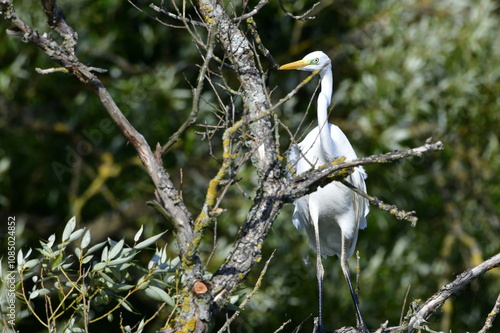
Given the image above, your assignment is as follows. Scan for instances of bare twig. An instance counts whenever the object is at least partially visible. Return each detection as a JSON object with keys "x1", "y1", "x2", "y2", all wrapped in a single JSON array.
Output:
[
  {"x1": 408, "y1": 253, "x2": 500, "y2": 332},
  {"x1": 273, "y1": 319, "x2": 292, "y2": 333},
  {"x1": 400, "y1": 285, "x2": 412, "y2": 326},
  {"x1": 278, "y1": 0, "x2": 320, "y2": 21},
  {"x1": 148, "y1": 2, "x2": 205, "y2": 27},
  {"x1": 217, "y1": 251, "x2": 275, "y2": 333},
  {"x1": 478, "y1": 293, "x2": 500, "y2": 333},
  {"x1": 161, "y1": 27, "x2": 217, "y2": 154},
  {"x1": 246, "y1": 16, "x2": 279, "y2": 69},
  {"x1": 35, "y1": 67, "x2": 69, "y2": 74},
  {"x1": 233, "y1": 0, "x2": 269, "y2": 22},
  {"x1": 128, "y1": 0, "x2": 185, "y2": 29},
  {"x1": 340, "y1": 179, "x2": 418, "y2": 225},
  {"x1": 374, "y1": 320, "x2": 389, "y2": 333}
]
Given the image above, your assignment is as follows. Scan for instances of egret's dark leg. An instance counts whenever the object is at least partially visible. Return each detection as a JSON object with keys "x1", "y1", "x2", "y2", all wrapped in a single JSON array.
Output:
[
  {"x1": 313, "y1": 223, "x2": 324, "y2": 333},
  {"x1": 340, "y1": 242, "x2": 369, "y2": 332}
]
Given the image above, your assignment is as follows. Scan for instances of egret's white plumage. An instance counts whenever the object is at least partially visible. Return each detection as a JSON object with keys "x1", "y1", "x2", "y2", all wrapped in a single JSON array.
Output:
[{"x1": 280, "y1": 51, "x2": 369, "y2": 332}]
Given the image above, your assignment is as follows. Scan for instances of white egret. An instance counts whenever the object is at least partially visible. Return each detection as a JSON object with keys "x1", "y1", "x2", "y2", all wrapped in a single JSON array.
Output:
[{"x1": 279, "y1": 51, "x2": 369, "y2": 332}]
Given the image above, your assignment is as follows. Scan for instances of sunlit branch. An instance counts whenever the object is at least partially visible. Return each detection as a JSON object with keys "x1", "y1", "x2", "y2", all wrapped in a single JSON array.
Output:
[{"x1": 408, "y1": 253, "x2": 500, "y2": 332}]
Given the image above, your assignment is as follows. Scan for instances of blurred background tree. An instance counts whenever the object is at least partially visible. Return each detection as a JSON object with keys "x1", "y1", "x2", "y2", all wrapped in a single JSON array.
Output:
[{"x1": 1, "y1": 0, "x2": 499, "y2": 332}]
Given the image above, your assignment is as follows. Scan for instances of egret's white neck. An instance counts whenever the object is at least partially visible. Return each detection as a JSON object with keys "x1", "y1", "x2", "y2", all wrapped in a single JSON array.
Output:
[{"x1": 317, "y1": 65, "x2": 334, "y2": 160}]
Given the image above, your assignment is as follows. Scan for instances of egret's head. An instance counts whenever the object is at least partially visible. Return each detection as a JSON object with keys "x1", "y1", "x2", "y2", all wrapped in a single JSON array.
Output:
[{"x1": 279, "y1": 51, "x2": 331, "y2": 72}]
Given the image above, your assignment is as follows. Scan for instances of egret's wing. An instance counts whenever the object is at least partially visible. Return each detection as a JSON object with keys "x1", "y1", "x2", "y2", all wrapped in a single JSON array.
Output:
[
  {"x1": 328, "y1": 124, "x2": 358, "y2": 160},
  {"x1": 292, "y1": 196, "x2": 309, "y2": 230},
  {"x1": 329, "y1": 123, "x2": 369, "y2": 229},
  {"x1": 349, "y1": 168, "x2": 369, "y2": 230},
  {"x1": 289, "y1": 144, "x2": 310, "y2": 230}
]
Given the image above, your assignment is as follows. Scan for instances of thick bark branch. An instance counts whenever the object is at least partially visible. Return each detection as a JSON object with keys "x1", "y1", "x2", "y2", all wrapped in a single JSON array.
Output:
[{"x1": 193, "y1": 0, "x2": 287, "y2": 327}]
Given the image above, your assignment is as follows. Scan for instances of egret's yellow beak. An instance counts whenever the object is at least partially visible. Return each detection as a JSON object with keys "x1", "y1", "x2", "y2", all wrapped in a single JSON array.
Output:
[{"x1": 279, "y1": 59, "x2": 308, "y2": 70}]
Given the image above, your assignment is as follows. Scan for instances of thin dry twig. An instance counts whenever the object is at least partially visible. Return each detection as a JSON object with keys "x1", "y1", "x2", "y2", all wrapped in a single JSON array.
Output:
[
  {"x1": 340, "y1": 179, "x2": 418, "y2": 225},
  {"x1": 246, "y1": 16, "x2": 279, "y2": 69},
  {"x1": 478, "y1": 292, "x2": 500, "y2": 333},
  {"x1": 400, "y1": 285, "x2": 412, "y2": 326},
  {"x1": 233, "y1": 0, "x2": 269, "y2": 22},
  {"x1": 278, "y1": 0, "x2": 320, "y2": 21},
  {"x1": 216, "y1": 251, "x2": 275, "y2": 333},
  {"x1": 161, "y1": 27, "x2": 217, "y2": 154},
  {"x1": 273, "y1": 319, "x2": 292, "y2": 333},
  {"x1": 148, "y1": 2, "x2": 205, "y2": 27}
]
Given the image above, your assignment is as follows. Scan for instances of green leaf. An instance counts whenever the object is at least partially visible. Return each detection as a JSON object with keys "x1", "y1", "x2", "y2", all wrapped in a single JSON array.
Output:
[
  {"x1": 134, "y1": 225, "x2": 144, "y2": 242},
  {"x1": 226, "y1": 303, "x2": 242, "y2": 312},
  {"x1": 62, "y1": 261, "x2": 74, "y2": 269},
  {"x1": 87, "y1": 240, "x2": 107, "y2": 255},
  {"x1": 134, "y1": 231, "x2": 166, "y2": 250},
  {"x1": 51, "y1": 253, "x2": 64, "y2": 270},
  {"x1": 38, "y1": 288, "x2": 51, "y2": 297},
  {"x1": 69, "y1": 228, "x2": 85, "y2": 242},
  {"x1": 144, "y1": 285, "x2": 174, "y2": 305},
  {"x1": 75, "y1": 247, "x2": 82, "y2": 260},
  {"x1": 81, "y1": 229, "x2": 91, "y2": 249},
  {"x1": 106, "y1": 254, "x2": 136, "y2": 267},
  {"x1": 29, "y1": 288, "x2": 50, "y2": 299},
  {"x1": 101, "y1": 246, "x2": 109, "y2": 261},
  {"x1": 98, "y1": 271, "x2": 116, "y2": 285},
  {"x1": 17, "y1": 249, "x2": 24, "y2": 266},
  {"x1": 46, "y1": 234, "x2": 56, "y2": 248},
  {"x1": 118, "y1": 297, "x2": 138, "y2": 314},
  {"x1": 113, "y1": 284, "x2": 135, "y2": 292},
  {"x1": 93, "y1": 262, "x2": 107, "y2": 271},
  {"x1": 137, "y1": 318, "x2": 145, "y2": 333},
  {"x1": 137, "y1": 280, "x2": 149, "y2": 290},
  {"x1": 109, "y1": 238, "x2": 125, "y2": 260},
  {"x1": 71, "y1": 329, "x2": 85, "y2": 333},
  {"x1": 23, "y1": 259, "x2": 39, "y2": 270},
  {"x1": 29, "y1": 289, "x2": 39, "y2": 299},
  {"x1": 38, "y1": 248, "x2": 52, "y2": 257},
  {"x1": 82, "y1": 254, "x2": 94, "y2": 264},
  {"x1": 62, "y1": 216, "x2": 76, "y2": 242}
]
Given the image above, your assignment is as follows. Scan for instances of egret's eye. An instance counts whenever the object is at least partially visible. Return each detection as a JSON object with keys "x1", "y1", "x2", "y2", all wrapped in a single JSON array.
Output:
[{"x1": 312, "y1": 58, "x2": 319, "y2": 64}]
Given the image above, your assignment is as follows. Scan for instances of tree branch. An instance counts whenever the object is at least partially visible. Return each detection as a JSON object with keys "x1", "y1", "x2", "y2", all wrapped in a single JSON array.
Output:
[
  {"x1": 408, "y1": 253, "x2": 500, "y2": 332},
  {"x1": 160, "y1": 27, "x2": 216, "y2": 154},
  {"x1": 40, "y1": 0, "x2": 78, "y2": 51},
  {"x1": 1, "y1": 0, "x2": 198, "y2": 273},
  {"x1": 340, "y1": 180, "x2": 418, "y2": 225},
  {"x1": 286, "y1": 140, "x2": 445, "y2": 202},
  {"x1": 278, "y1": 0, "x2": 320, "y2": 21},
  {"x1": 196, "y1": 0, "x2": 286, "y2": 320},
  {"x1": 478, "y1": 293, "x2": 500, "y2": 333},
  {"x1": 233, "y1": 0, "x2": 269, "y2": 22}
]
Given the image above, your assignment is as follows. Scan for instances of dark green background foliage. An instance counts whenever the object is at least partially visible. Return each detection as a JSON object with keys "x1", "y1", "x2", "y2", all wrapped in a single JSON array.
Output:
[{"x1": 1, "y1": 0, "x2": 499, "y2": 332}]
